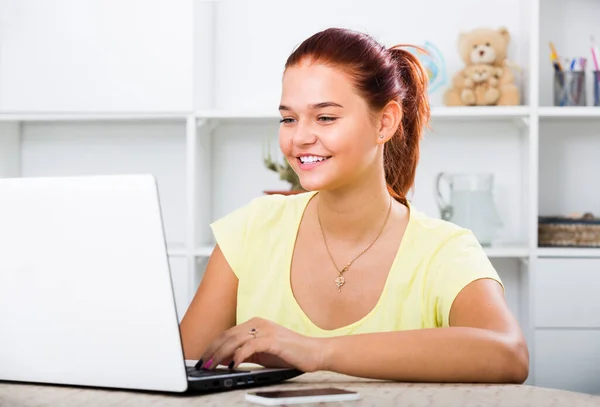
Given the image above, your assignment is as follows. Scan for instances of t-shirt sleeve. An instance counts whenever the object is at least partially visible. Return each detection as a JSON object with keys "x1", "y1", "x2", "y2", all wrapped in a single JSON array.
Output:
[
  {"x1": 425, "y1": 228, "x2": 504, "y2": 327},
  {"x1": 209, "y1": 198, "x2": 260, "y2": 279}
]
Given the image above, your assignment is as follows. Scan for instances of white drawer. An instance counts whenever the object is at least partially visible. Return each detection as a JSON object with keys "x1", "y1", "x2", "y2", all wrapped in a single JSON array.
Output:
[
  {"x1": 535, "y1": 258, "x2": 600, "y2": 328},
  {"x1": 534, "y1": 329, "x2": 600, "y2": 395}
]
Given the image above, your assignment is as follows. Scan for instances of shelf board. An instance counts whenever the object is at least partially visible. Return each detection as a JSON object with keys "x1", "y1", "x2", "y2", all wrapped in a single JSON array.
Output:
[
  {"x1": 0, "y1": 112, "x2": 190, "y2": 122},
  {"x1": 430, "y1": 106, "x2": 530, "y2": 120},
  {"x1": 538, "y1": 107, "x2": 600, "y2": 118},
  {"x1": 0, "y1": 106, "x2": 534, "y2": 123},
  {"x1": 195, "y1": 110, "x2": 277, "y2": 120},
  {"x1": 195, "y1": 106, "x2": 531, "y2": 123},
  {"x1": 484, "y1": 245, "x2": 530, "y2": 258},
  {"x1": 167, "y1": 243, "x2": 188, "y2": 257},
  {"x1": 537, "y1": 247, "x2": 600, "y2": 258},
  {"x1": 195, "y1": 245, "x2": 215, "y2": 257}
]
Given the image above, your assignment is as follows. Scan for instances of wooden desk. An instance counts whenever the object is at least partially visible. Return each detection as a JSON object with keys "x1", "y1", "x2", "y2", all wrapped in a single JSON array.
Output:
[{"x1": 1, "y1": 371, "x2": 599, "y2": 407}]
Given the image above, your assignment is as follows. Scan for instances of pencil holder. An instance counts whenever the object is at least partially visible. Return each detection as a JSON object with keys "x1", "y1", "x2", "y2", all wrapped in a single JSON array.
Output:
[
  {"x1": 553, "y1": 71, "x2": 586, "y2": 106},
  {"x1": 594, "y1": 71, "x2": 600, "y2": 107}
]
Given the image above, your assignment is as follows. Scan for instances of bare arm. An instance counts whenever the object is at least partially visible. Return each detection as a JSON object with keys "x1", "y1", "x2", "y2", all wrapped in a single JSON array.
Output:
[
  {"x1": 319, "y1": 279, "x2": 529, "y2": 384},
  {"x1": 179, "y1": 244, "x2": 238, "y2": 360}
]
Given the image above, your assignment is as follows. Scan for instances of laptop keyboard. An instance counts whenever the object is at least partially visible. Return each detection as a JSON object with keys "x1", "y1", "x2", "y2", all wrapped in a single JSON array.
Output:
[{"x1": 186, "y1": 366, "x2": 245, "y2": 378}]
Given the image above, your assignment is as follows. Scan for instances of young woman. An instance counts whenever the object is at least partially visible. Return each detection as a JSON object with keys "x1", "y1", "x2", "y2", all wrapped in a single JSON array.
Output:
[{"x1": 179, "y1": 27, "x2": 529, "y2": 384}]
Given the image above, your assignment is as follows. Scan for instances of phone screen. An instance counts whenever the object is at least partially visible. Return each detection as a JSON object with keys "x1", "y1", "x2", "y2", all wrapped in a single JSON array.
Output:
[{"x1": 250, "y1": 387, "x2": 357, "y2": 398}]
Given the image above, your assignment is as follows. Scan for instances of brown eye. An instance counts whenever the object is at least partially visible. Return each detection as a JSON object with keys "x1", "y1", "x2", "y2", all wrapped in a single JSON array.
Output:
[
  {"x1": 486, "y1": 42, "x2": 491, "y2": 46},
  {"x1": 318, "y1": 116, "x2": 337, "y2": 123}
]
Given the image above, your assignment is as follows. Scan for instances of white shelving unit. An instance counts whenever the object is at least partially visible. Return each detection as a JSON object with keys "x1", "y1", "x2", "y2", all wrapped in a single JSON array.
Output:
[
  {"x1": 196, "y1": 106, "x2": 532, "y2": 121},
  {"x1": 1, "y1": 0, "x2": 599, "y2": 395},
  {"x1": 539, "y1": 107, "x2": 600, "y2": 118},
  {"x1": 536, "y1": 248, "x2": 600, "y2": 258},
  {"x1": 0, "y1": 113, "x2": 190, "y2": 122}
]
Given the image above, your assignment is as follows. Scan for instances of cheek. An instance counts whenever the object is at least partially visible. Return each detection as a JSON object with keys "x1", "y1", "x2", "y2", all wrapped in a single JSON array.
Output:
[
  {"x1": 278, "y1": 129, "x2": 293, "y2": 155},
  {"x1": 328, "y1": 121, "x2": 376, "y2": 159}
]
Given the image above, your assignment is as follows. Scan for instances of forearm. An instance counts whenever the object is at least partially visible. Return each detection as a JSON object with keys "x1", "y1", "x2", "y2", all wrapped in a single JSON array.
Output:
[{"x1": 319, "y1": 327, "x2": 529, "y2": 384}]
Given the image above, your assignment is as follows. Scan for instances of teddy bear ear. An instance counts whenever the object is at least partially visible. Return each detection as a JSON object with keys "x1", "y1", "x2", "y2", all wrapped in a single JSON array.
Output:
[{"x1": 498, "y1": 27, "x2": 510, "y2": 44}]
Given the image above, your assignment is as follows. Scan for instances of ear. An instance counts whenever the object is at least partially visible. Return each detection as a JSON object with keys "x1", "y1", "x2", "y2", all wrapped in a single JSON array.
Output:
[
  {"x1": 498, "y1": 26, "x2": 510, "y2": 44},
  {"x1": 377, "y1": 100, "x2": 402, "y2": 144}
]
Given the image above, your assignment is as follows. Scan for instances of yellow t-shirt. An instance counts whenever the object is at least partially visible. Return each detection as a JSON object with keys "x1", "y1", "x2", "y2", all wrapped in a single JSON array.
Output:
[{"x1": 210, "y1": 191, "x2": 502, "y2": 338}]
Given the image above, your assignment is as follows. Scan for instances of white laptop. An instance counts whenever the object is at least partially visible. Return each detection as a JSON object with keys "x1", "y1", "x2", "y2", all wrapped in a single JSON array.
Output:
[{"x1": 0, "y1": 174, "x2": 302, "y2": 393}]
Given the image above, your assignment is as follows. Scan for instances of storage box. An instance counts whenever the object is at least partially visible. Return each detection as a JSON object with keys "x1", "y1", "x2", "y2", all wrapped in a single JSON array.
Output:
[{"x1": 538, "y1": 216, "x2": 600, "y2": 247}]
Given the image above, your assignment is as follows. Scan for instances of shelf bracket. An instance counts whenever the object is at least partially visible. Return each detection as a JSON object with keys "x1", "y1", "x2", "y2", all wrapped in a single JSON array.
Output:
[
  {"x1": 196, "y1": 118, "x2": 218, "y2": 137},
  {"x1": 514, "y1": 116, "x2": 529, "y2": 128}
]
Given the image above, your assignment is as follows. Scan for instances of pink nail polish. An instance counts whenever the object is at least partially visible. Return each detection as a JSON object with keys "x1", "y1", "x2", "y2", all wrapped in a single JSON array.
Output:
[{"x1": 203, "y1": 359, "x2": 213, "y2": 369}]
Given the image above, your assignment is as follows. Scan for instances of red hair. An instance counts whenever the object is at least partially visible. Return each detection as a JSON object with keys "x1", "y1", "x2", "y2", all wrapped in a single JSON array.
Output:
[{"x1": 284, "y1": 28, "x2": 431, "y2": 204}]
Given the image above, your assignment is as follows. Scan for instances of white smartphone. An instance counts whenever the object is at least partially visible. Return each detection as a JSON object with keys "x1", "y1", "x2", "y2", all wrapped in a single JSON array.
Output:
[{"x1": 245, "y1": 387, "x2": 360, "y2": 405}]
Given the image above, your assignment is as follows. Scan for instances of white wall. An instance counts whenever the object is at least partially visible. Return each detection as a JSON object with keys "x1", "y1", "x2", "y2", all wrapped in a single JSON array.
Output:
[
  {"x1": 539, "y1": 119, "x2": 600, "y2": 217},
  {"x1": 194, "y1": 0, "x2": 216, "y2": 110},
  {"x1": 0, "y1": 0, "x2": 194, "y2": 111},
  {"x1": 207, "y1": 0, "x2": 532, "y2": 111}
]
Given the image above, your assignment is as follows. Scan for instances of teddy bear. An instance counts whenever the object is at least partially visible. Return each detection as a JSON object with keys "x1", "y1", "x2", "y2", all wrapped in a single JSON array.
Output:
[
  {"x1": 443, "y1": 27, "x2": 520, "y2": 106},
  {"x1": 461, "y1": 64, "x2": 504, "y2": 105}
]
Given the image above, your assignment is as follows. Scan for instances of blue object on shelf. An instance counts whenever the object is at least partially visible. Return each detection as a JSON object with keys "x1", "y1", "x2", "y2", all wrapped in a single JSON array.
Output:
[{"x1": 404, "y1": 41, "x2": 447, "y2": 94}]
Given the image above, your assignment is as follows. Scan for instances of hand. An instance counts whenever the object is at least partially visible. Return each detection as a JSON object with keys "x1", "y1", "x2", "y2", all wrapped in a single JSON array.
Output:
[{"x1": 199, "y1": 317, "x2": 325, "y2": 372}]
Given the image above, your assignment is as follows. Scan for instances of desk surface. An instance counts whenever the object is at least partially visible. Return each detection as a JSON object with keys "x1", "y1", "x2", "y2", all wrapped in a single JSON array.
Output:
[{"x1": 1, "y1": 371, "x2": 599, "y2": 407}]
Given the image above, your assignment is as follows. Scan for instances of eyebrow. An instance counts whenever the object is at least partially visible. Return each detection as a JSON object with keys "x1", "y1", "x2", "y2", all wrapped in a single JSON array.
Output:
[{"x1": 278, "y1": 101, "x2": 344, "y2": 111}]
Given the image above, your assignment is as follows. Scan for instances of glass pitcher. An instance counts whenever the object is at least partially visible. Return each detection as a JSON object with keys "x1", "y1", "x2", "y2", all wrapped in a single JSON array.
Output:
[{"x1": 435, "y1": 172, "x2": 502, "y2": 246}]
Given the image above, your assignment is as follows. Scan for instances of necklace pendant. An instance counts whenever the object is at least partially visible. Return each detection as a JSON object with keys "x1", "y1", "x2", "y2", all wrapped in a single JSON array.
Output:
[{"x1": 334, "y1": 275, "x2": 345, "y2": 292}]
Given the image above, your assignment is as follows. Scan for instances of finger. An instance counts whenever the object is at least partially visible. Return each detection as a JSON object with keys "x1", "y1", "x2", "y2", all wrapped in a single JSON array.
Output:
[
  {"x1": 210, "y1": 330, "x2": 256, "y2": 369},
  {"x1": 200, "y1": 329, "x2": 237, "y2": 368},
  {"x1": 201, "y1": 326, "x2": 251, "y2": 369},
  {"x1": 218, "y1": 356, "x2": 235, "y2": 370},
  {"x1": 232, "y1": 337, "x2": 272, "y2": 369},
  {"x1": 200, "y1": 319, "x2": 263, "y2": 368}
]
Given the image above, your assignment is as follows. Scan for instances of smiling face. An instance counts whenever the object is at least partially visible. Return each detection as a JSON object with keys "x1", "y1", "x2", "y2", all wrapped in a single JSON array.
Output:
[{"x1": 278, "y1": 59, "x2": 383, "y2": 192}]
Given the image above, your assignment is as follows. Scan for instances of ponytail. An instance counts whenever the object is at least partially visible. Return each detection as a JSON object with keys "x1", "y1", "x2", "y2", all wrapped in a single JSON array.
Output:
[{"x1": 385, "y1": 46, "x2": 431, "y2": 205}]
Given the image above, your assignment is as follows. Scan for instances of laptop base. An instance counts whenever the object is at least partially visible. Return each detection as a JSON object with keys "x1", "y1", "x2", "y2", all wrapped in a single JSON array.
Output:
[{"x1": 185, "y1": 366, "x2": 304, "y2": 393}]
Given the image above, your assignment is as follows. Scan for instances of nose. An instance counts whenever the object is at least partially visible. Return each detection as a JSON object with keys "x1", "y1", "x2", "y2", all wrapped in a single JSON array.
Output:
[
  {"x1": 479, "y1": 50, "x2": 485, "y2": 56},
  {"x1": 292, "y1": 120, "x2": 317, "y2": 146}
]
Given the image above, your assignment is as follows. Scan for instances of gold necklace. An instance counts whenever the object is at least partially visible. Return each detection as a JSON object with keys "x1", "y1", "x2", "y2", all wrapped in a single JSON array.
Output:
[{"x1": 317, "y1": 195, "x2": 393, "y2": 293}]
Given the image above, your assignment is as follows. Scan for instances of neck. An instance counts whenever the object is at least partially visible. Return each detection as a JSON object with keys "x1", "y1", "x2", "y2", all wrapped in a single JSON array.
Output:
[{"x1": 314, "y1": 173, "x2": 403, "y2": 244}]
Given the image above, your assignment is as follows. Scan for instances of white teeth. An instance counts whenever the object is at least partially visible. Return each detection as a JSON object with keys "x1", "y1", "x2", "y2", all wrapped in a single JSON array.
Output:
[{"x1": 299, "y1": 155, "x2": 328, "y2": 164}]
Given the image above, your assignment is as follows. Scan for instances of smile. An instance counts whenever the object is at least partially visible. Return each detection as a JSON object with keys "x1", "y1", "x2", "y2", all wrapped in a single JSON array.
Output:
[
  {"x1": 297, "y1": 155, "x2": 331, "y2": 170},
  {"x1": 298, "y1": 155, "x2": 331, "y2": 164}
]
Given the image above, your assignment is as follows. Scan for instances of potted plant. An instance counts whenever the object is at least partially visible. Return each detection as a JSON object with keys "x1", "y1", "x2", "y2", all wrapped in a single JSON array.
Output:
[{"x1": 263, "y1": 143, "x2": 306, "y2": 195}]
